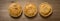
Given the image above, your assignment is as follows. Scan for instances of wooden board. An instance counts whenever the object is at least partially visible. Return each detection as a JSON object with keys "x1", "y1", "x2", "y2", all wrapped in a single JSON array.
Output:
[{"x1": 0, "y1": 0, "x2": 60, "y2": 21}]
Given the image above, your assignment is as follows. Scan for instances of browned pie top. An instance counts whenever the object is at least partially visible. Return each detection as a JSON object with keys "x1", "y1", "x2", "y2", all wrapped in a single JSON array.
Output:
[
  {"x1": 39, "y1": 2, "x2": 52, "y2": 17},
  {"x1": 24, "y1": 3, "x2": 37, "y2": 17},
  {"x1": 8, "y1": 3, "x2": 22, "y2": 17}
]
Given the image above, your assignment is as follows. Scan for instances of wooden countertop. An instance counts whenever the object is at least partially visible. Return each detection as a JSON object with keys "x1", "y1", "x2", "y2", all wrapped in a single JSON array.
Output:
[{"x1": 0, "y1": 0, "x2": 60, "y2": 21}]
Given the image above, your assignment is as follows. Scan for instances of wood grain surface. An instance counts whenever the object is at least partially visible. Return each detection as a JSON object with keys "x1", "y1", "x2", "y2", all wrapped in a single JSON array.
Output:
[{"x1": 0, "y1": 0, "x2": 60, "y2": 21}]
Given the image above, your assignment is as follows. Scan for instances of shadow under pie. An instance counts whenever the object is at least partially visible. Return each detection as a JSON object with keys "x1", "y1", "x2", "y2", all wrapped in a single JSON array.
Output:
[
  {"x1": 9, "y1": 12, "x2": 23, "y2": 19},
  {"x1": 24, "y1": 12, "x2": 38, "y2": 19},
  {"x1": 39, "y1": 12, "x2": 53, "y2": 18}
]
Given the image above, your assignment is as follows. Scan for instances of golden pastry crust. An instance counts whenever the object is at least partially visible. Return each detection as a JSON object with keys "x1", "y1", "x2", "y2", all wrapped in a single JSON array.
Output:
[
  {"x1": 24, "y1": 3, "x2": 37, "y2": 17},
  {"x1": 39, "y1": 2, "x2": 52, "y2": 17},
  {"x1": 8, "y1": 3, "x2": 22, "y2": 17}
]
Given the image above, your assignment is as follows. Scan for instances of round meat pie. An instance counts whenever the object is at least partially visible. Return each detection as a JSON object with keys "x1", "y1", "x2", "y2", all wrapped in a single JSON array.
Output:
[
  {"x1": 8, "y1": 3, "x2": 22, "y2": 17},
  {"x1": 39, "y1": 2, "x2": 52, "y2": 17},
  {"x1": 24, "y1": 3, "x2": 37, "y2": 17}
]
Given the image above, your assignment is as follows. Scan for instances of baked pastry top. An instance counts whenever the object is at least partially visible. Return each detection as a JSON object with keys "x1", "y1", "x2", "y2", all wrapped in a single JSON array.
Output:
[
  {"x1": 39, "y1": 2, "x2": 52, "y2": 17},
  {"x1": 24, "y1": 3, "x2": 37, "y2": 17},
  {"x1": 8, "y1": 3, "x2": 22, "y2": 17}
]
